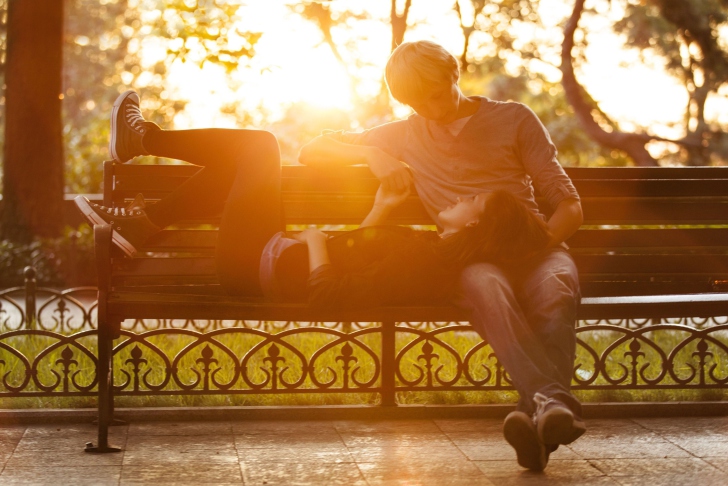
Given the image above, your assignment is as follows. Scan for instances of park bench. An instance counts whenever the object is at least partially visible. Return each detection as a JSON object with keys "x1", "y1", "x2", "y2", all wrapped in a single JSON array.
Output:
[{"x1": 87, "y1": 161, "x2": 728, "y2": 452}]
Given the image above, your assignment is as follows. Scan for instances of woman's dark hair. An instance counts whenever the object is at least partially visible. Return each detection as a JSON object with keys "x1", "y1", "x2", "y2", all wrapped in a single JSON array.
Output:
[{"x1": 436, "y1": 190, "x2": 552, "y2": 267}]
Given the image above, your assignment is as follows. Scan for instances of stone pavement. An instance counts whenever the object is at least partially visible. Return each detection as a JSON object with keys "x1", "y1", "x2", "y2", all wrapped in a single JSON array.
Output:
[{"x1": 1, "y1": 416, "x2": 728, "y2": 485}]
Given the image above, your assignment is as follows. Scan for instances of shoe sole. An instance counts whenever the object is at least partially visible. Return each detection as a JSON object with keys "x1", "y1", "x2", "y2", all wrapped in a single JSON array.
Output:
[
  {"x1": 109, "y1": 90, "x2": 136, "y2": 163},
  {"x1": 503, "y1": 412, "x2": 547, "y2": 471},
  {"x1": 538, "y1": 408, "x2": 586, "y2": 445},
  {"x1": 74, "y1": 197, "x2": 137, "y2": 258}
]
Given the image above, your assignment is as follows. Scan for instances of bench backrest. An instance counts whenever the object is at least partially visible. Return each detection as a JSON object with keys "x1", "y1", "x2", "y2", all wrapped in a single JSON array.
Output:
[{"x1": 104, "y1": 162, "x2": 728, "y2": 297}]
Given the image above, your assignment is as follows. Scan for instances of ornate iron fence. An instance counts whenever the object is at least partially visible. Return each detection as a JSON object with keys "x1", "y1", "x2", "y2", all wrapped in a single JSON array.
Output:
[
  {"x1": 1, "y1": 324, "x2": 728, "y2": 398},
  {"x1": 1, "y1": 267, "x2": 728, "y2": 399}
]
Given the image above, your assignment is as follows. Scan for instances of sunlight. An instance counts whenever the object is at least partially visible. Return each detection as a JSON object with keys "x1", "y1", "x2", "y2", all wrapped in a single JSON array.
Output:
[{"x1": 132, "y1": 0, "x2": 725, "y2": 141}]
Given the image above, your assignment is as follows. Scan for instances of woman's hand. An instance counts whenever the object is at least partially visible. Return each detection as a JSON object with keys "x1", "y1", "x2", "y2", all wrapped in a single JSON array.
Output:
[
  {"x1": 293, "y1": 228, "x2": 331, "y2": 273},
  {"x1": 360, "y1": 183, "x2": 411, "y2": 228},
  {"x1": 293, "y1": 228, "x2": 329, "y2": 246},
  {"x1": 373, "y1": 183, "x2": 411, "y2": 211}
]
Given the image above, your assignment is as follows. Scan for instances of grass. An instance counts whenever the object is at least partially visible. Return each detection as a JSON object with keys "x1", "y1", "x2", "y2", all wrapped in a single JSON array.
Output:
[{"x1": 1, "y1": 322, "x2": 728, "y2": 409}]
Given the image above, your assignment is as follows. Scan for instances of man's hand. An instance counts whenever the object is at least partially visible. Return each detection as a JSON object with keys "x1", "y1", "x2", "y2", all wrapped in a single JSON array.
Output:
[
  {"x1": 546, "y1": 198, "x2": 583, "y2": 247},
  {"x1": 365, "y1": 146, "x2": 412, "y2": 193},
  {"x1": 373, "y1": 183, "x2": 411, "y2": 211}
]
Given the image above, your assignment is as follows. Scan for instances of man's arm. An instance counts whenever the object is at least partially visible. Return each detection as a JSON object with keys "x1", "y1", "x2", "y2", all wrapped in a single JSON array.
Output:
[
  {"x1": 546, "y1": 197, "x2": 583, "y2": 247},
  {"x1": 299, "y1": 135, "x2": 412, "y2": 193}
]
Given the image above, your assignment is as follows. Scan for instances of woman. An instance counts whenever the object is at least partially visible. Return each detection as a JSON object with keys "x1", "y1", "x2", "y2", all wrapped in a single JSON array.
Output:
[{"x1": 75, "y1": 90, "x2": 551, "y2": 308}]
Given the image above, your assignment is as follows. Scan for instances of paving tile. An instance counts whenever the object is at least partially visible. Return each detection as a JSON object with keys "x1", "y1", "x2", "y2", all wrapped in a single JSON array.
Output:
[
  {"x1": 434, "y1": 418, "x2": 504, "y2": 433},
  {"x1": 123, "y1": 434, "x2": 238, "y2": 465},
  {"x1": 16, "y1": 424, "x2": 128, "y2": 453},
  {"x1": 22, "y1": 423, "x2": 126, "y2": 438},
  {"x1": 365, "y1": 477, "x2": 497, "y2": 486},
  {"x1": 347, "y1": 444, "x2": 467, "y2": 463},
  {"x1": 701, "y1": 456, "x2": 728, "y2": 473},
  {"x1": 444, "y1": 431, "x2": 510, "y2": 446},
  {"x1": 474, "y1": 459, "x2": 604, "y2": 478},
  {"x1": 662, "y1": 438, "x2": 728, "y2": 457},
  {"x1": 589, "y1": 457, "x2": 721, "y2": 476},
  {"x1": 339, "y1": 431, "x2": 453, "y2": 448},
  {"x1": 567, "y1": 437, "x2": 691, "y2": 459},
  {"x1": 128, "y1": 421, "x2": 233, "y2": 436},
  {"x1": 475, "y1": 475, "x2": 620, "y2": 486},
  {"x1": 634, "y1": 417, "x2": 728, "y2": 443},
  {"x1": 241, "y1": 461, "x2": 366, "y2": 485},
  {"x1": 456, "y1": 442, "x2": 524, "y2": 461},
  {"x1": 231, "y1": 420, "x2": 338, "y2": 435},
  {"x1": 333, "y1": 419, "x2": 442, "y2": 434},
  {"x1": 121, "y1": 463, "x2": 244, "y2": 485},
  {"x1": 234, "y1": 431, "x2": 344, "y2": 449},
  {"x1": 357, "y1": 459, "x2": 489, "y2": 484},
  {"x1": 5, "y1": 450, "x2": 124, "y2": 468},
  {"x1": 0, "y1": 426, "x2": 26, "y2": 442},
  {"x1": 239, "y1": 445, "x2": 355, "y2": 464},
  {"x1": 610, "y1": 473, "x2": 725, "y2": 486},
  {"x1": 0, "y1": 465, "x2": 121, "y2": 485}
]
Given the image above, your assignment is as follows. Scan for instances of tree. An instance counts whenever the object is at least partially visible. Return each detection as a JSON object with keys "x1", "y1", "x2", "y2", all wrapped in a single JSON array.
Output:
[
  {"x1": 561, "y1": 0, "x2": 728, "y2": 166},
  {"x1": 2, "y1": 0, "x2": 65, "y2": 241}
]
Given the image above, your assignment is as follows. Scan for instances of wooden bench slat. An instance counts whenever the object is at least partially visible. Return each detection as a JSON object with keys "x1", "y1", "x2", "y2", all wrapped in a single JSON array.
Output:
[
  {"x1": 573, "y1": 254, "x2": 728, "y2": 275},
  {"x1": 136, "y1": 228, "x2": 728, "y2": 257},
  {"x1": 111, "y1": 253, "x2": 728, "y2": 279},
  {"x1": 567, "y1": 228, "x2": 728, "y2": 249}
]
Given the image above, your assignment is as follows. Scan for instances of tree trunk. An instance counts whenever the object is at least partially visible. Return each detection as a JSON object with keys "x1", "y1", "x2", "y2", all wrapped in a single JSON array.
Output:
[
  {"x1": 2, "y1": 0, "x2": 65, "y2": 241},
  {"x1": 561, "y1": 0, "x2": 658, "y2": 166},
  {"x1": 390, "y1": 0, "x2": 412, "y2": 51}
]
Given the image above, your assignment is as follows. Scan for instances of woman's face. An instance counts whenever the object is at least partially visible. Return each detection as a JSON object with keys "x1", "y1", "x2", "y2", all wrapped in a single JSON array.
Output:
[{"x1": 438, "y1": 193, "x2": 489, "y2": 237}]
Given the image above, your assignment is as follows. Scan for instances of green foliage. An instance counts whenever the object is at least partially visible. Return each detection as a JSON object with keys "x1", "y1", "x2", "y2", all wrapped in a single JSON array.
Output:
[
  {"x1": 146, "y1": 0, "x2": 260, "y2": 72},
  {"x1": 0, "y1": 225, "x2": 96, "y2": 287}
]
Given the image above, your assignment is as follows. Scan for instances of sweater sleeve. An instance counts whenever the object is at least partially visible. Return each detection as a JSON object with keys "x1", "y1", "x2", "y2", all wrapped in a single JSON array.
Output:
[
  {"x1": 325, "y1": 120, "x2": 409, "y2": 161},
  {"x1": 514, "y1": 104, "x2": 579, "y2": 210}
]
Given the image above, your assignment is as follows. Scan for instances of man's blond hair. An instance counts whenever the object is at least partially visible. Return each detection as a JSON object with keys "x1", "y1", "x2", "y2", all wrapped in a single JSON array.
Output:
[{"x1": 385, "y1": 40, "x2": 460, "y2": 105}]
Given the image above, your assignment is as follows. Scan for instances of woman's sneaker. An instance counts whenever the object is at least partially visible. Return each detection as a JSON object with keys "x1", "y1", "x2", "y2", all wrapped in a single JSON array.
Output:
[
  {"x1": 109, "y1": 90, "x2": 159, "y2": 163},
  {"x1": 74, "y1": 196, "x2": 160, "y2": 257}
]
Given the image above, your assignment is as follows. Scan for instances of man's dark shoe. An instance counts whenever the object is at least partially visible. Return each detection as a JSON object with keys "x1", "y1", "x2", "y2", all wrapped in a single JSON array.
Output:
[
  {"x1": 109, "y1": 90, "x2": 158, "y2": 163},
  {"x1": 533, "y1": 392, "x2": 586, "y2": 446},
  {"x1": 74, "y1": 196, "x2": 160, "y2": 257},
  {"x1": 503, "y1": 411, "x2": 549, "y2": 471}
]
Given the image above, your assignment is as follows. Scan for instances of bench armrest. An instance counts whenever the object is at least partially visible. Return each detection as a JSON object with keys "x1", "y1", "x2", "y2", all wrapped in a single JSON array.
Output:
[{"x1": 94, "y1": 224, "x2": 113, "y2": 292}]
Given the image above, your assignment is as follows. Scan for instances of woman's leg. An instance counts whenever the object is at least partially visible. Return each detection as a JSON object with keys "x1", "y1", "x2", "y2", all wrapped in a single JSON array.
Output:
[{"x1": 141, "y1": 128, "x2": 284, "y2": 296}]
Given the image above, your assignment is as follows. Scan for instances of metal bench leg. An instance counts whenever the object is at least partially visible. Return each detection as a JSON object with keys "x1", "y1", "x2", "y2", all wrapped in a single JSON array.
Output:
[
  {"x1": 85, "y1": 305, "x2": 121, "y2": 453},
  {"x1": 380, "y1": 321, "x2": 398, "y2": 407}
]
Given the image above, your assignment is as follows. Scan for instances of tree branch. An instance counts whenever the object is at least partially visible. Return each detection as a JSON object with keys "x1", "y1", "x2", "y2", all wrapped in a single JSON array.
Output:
[{"x1": 561, "y1": 0, "x2": 660, "y2": 166}]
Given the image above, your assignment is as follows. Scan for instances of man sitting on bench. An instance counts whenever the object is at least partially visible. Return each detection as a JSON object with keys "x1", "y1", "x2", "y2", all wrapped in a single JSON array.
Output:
[{"x1": 299, "y1": 40, "x2": 585, "y2": 471}]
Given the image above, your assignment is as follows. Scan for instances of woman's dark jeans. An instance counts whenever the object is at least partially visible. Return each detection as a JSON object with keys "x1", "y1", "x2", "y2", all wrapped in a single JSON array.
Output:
[{"x1": 142, "y1": 128, "x2": 283, "y2": 296}]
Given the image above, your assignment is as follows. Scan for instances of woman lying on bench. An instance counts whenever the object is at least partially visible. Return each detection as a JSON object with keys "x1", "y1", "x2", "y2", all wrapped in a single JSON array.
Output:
[{"x1": 75, "y1": 90, "x2": 550, "y2": 309}]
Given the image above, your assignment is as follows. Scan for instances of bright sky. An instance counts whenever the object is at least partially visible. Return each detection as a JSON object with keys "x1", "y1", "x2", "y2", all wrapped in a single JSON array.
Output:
[{"x1": 135, "y1": 0, "x2": 726, "y2": 141}]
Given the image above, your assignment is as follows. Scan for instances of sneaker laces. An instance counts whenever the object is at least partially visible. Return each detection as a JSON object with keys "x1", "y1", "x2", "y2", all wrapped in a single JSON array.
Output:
[
  {"x1": 533, "y1": 392, "x2": 555, "y2": 425},
  {"x1": 91, "y1": 203, "x2": 142, "y2": 217},
  {"x1": 124, "y1": 102, "x2": 147, "y2": 134}
]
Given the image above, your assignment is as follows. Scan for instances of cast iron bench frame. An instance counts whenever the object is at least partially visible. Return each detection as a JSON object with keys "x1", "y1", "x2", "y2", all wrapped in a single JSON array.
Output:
[{"x1": 86, "y1": 161, "x2": 728, "y2": 452}]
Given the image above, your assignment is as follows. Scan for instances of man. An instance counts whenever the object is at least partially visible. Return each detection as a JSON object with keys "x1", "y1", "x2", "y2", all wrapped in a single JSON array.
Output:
[{"x1": 299, "y1": 40, "x2": 584, "y2": 471}]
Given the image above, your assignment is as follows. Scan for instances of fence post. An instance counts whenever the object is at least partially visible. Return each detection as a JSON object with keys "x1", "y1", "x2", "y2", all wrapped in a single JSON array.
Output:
[
  {"x1": 380, "y1": 321, "x2": 397, "y2": 406},
  {"x1": 24, "y1": 266, "x2": 36, "y2": 331}
]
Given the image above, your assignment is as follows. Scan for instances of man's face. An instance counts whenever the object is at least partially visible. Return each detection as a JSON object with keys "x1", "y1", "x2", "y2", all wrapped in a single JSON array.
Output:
[{"x1": 407, "y1": 81, "x2": 460, "y2": 124}]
